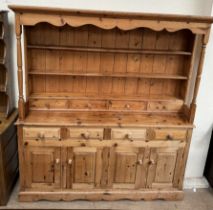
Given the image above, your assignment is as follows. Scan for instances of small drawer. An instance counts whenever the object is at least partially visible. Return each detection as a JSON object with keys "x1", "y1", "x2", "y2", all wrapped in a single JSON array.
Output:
[
  {"x1": 153, "y1": 128, "x2": 187, "y2": 140},
  {"x1": 70, "y1": 100, "x2": 107, "y2": 110},
  {"x1": 23, "y1": 127, "x2": 61, "y2": 140},
  {"x1": 68, "y1": 128, "x2": 104, "y2": 140},
  {"x1": 111, "y1": 128, "x2": 146, "y2": 140},
  {"x1": 29, "y1": 99, "x2": 68, "y2": 110},
  {"x1": 109, "y1": 100, "x2": 146, "y2": 111},
  {"x1": 148, "y1": 101, "x2": 183, "y2": 112}
]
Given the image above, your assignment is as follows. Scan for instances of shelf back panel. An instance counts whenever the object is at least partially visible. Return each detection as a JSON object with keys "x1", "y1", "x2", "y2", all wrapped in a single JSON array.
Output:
[{"x1": 25, "y1": 23, "x2": 194, "y2": 113}]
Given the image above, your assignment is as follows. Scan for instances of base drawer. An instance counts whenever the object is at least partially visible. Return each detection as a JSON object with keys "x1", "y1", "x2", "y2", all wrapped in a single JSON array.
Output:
[
  {"x1": 23, "y1": 127, "x2": 61, "y2": 140},
  {"x1": 111, "y1": 128, "x2": 147, "y2": 140},
  {"x1": 153, "y1": 128, "x2": 187, "y2": 140},
  {"x1": 68, "y1": 128, "x2": 104, "y2": 140}
]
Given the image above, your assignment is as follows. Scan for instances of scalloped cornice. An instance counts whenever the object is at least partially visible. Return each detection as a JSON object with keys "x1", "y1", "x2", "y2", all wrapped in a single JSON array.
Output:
[
  {"x1": 18, "y1": 13, "x2": 211, "y2": 35},
  {"x1": 9, "y1": 5, "x2": 213, "y2": 42}
]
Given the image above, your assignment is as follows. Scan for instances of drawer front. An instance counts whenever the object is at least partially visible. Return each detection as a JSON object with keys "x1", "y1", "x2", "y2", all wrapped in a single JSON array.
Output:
[
  {"x1": 68, "y1": 128, "x2": 104, "y2": 140},
  {"x1": 29, "y1": 99, "x2": 67, "y2": 110},
  {"x1": 109, "y1": 101, "x2": 146, "y2": 111},
  {"x1": 23, "y1": 127, "x2": 61, "y2": 140},
  {"x1": 148, "y1": 101, "x2": 183, "y2": 112},
  {"x1": 153, "y1": 128, "x2": 187, "y2": 140},
  {"x1": 70, "y1": 100, "x2": 107, "y2": 110},
  {"x1": 29, "y1": 99, "x2": 107, "y2": 111},
  {"x1": 111, "y1": 128, "x2": 147, "y2": 140}
]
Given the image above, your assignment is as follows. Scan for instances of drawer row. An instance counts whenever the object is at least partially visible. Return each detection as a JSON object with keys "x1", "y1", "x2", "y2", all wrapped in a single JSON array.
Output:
[
  {"x1": 23, "y1": 127, "x2": 188, "y2": 141},
  {"x1": 29, "y1": 99, "x2": 183, "y2": 112}
]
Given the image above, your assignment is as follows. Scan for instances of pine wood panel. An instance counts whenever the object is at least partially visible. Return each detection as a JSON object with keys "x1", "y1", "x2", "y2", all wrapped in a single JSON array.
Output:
[
  {"x1": 146, "y1": 146, "x2": 180, "y2": 189},
  {"x1": 66, "y1": 147, "x2": 99, "y2": 189},
  {"x1": 24, "y1": 146, "x2": 61, "y2": 189}
]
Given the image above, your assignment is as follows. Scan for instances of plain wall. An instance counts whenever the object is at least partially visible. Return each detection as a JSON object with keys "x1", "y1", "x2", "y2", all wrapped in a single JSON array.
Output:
[{"x1": 1, "y1": 0, "x2": 213, "y2": 184}]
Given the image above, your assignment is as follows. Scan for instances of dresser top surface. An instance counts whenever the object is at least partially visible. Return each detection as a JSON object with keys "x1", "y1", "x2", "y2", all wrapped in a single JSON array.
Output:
[{"x1": 17, "y1": 111, "x2": 193, "y2": 128}]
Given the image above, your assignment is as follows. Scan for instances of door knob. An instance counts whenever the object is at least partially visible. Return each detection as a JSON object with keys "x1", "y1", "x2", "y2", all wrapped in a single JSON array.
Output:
[
  {"x1": 138, "y1": 159, "x2": 143, "y2": 165},
  {"x1": 81, "y1": 132, "x2": 90, "y2": 139},
  {"x1": 55, "y1": 158, "x2": 60, "y2": 164},
  {"x1": 149, "y1": 159, "x2": 155, "y2": 165},
  {"x1": 166, "y1": 134, "x2": 173, "y2": 140},
  {"x1": 68, "y1": 159, "x2": 72, "y2": 165}
]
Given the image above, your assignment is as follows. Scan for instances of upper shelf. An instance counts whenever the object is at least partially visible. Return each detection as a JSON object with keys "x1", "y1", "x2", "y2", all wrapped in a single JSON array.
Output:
[
  {"x1": 27, "y1": 45, "x2": 192, "y2": 56},
  {"x1": 28, "y1": 71, "x2": 188, "y2": 80},
  {"x1": 29, "y1": 93, "x2": 184, "y2": 102}
]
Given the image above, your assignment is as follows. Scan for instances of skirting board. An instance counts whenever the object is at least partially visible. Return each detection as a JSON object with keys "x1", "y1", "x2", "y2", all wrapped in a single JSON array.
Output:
[
  {"x1": 19, "y1": 190, "x2": 184, "y2": 201},
  {"x1": 184, "y1": 177, "x2": 209, "y2": 189}
]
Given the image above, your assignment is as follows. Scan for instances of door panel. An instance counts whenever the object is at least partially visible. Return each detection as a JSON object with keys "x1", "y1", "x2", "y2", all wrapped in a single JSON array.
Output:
[
  {"x1": 114, "y1": 152, "x2": 137, "y2": 183},
  {"x1": 146, "y1": 146, "x2": 180, "y2": 189},
  {"x1": 66, "y1": 147, "x2": 99, "y2": 189},
  {"x1": 31, "y1": 153, "x2": 54, "y2": 183},
  {"x1": 24, "y1": 146, "x2": 61, "y2": 189},
  {"x1": 109, "y1": 147, "x2": 147, "y2": 189},
  {"x1": 73, "y1": 149, "x2": 96, "y2": 183}
]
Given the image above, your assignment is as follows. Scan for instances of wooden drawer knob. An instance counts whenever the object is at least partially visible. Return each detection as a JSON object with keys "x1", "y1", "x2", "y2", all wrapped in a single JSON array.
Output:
[
  {"x1": 36, "y1": 133, "x2": 45, "y2": 140},
  {"x1": 36, "y1": 133, "x2": 41, "y2": 141},
  {"x1": 81, "y1": 132, "x2": 90, "y2": 139},
  {"x1": 125, "y1": 104, "x2": 130, "y2": 109},
  {"x1": 87, "y1": 103, "x2": 92, "y2": 109},
  {"x1": 166, "y1": 134, "x2": 173, "y2": 140},
  {"x1": 125, "y1": 132, "x2": 133, "y2": 140}
]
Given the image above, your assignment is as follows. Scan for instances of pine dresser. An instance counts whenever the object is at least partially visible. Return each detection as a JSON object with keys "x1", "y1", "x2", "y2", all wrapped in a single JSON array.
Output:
[{"x1": 9, "y1": 5, "x2": 213, "y2": 201}]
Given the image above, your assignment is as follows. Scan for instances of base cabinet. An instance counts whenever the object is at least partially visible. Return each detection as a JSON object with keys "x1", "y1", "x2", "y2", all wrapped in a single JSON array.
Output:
[{"x1": 21, "y1": 128, "x2": 186, "y2": 201}]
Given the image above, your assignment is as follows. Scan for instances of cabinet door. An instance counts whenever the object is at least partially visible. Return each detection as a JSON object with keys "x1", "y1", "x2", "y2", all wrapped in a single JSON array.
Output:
[
  {"x1": 146, "y1": 146, "x2": 183, "y2": 189},
  {"x1": 66, "y1": 147, "x2": 101, "y2": 189},
  {"x1": 109, "y1": 146, "x2": 148, "y2": 189},
  {"x1": 24, "y1": 146, "x2": 61, "y2": 189}
]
